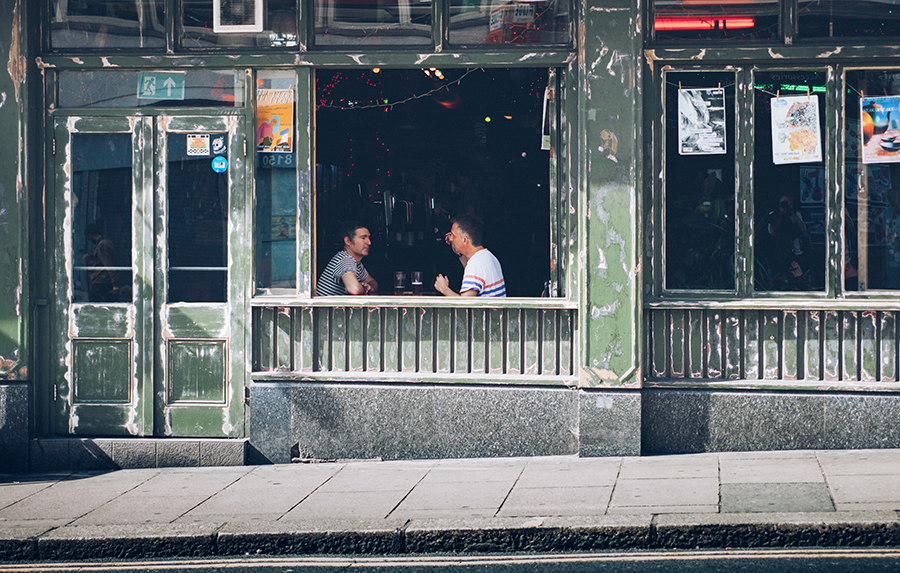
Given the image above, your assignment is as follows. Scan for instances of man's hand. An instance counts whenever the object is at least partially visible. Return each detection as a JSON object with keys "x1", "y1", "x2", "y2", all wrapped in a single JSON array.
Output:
[{"x1": 434, "y1": 274, "x2": 452, "y2": 296}]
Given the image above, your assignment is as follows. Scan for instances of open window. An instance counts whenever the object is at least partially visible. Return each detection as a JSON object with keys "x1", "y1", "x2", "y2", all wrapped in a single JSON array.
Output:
[{"x1": 313, "y1": 67, "x2": 560, "y2": 297}]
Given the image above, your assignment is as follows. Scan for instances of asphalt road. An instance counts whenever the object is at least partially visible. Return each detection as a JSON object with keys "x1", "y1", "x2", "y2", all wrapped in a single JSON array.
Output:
[{"x1": 5, "y1": 549, "x2": 900, "y2": 573}]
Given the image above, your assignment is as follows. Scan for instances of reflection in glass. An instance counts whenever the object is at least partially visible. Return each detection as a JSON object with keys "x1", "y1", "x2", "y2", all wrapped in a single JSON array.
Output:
[
  {"x1": 753, "y1": 71, "x2": 826, "y2": 292},
  {"x1": 653, "y1": 0, "x2": 778, "y2": 42},
  {"x1": 71, "y1": 133, "x2": 133, "y2": 303},
  {"x1": 448, "y1": 0, "x2": 569, "y2": 45},
  {"x1": 664, "y1": 72, "x2": 735, "y2": 291},
  {"x1": 59, "y1": 71, "x2": 242, "y2": 109},
  {"x1": 799, "y1": 1, "x2": 900, "y2": 39},
  {"x1": 314, "y1": 0, "x2": 432, "y2": 46},
  {"x1": 51, "y1": 0, "x2": 165, "y2": 49},
  {"x1": 167, "y1": 133, "x2": 228, "y2": 303},
  {"x1": 256, "y1": 71, "x2": 298, "y2": 291},
  {"x1": 844, "y1": 71, "x2": 900, "y2": 291},
  {"x1": 183, "y1": 0, "x2": 298, "y2": 48}
]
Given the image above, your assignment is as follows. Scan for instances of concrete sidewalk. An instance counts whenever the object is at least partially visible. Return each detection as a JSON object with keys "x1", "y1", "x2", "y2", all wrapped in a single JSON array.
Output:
[{"x1": 2, "y1": 449, "x2": 900, "y2": 561}]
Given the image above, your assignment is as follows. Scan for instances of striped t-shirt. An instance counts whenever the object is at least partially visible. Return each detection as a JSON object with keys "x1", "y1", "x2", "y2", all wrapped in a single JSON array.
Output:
[
  {"x1": 316, "y1": 250, "x2": 369, "y2": 296},
  {"x1": 460, "y1": 249, "x2": 506, "y2": 297}
]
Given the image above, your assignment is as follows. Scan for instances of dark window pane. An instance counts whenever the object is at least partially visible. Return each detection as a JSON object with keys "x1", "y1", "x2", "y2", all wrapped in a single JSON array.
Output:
[
  {"x1": 314, "y1": 0, "x2": 432, "y2": 46},
  {"x1": 51, "y1": 0, "x2": 165, "y2": 49},
  {"x1": 71, "y1": 133, "x2": 133, "y2": 303},
  {"x1": 753, "y1": 71, "x2": 826, "y2": 292},
  {"x1": 183, "y1": 0, "x2": 298, "y2": 48},
  {"x1": 58, "y1": 70, "x2": 243, "y2": 108},
  {"x1": 166, "y1": 132, "x2": 228, "y2": 303},
  {"x1": 448, "y1": 0, "x2": 569, "y2": 46},
  {"x1": 799, "y1": 1, "x2": 900, "y2": 40},
  {"x1": 845, "y1": 71, "x2": 900, "y2": 291},
  {"x1": 664, "y1": 72, "x2": 736, "y2": 291},
  {"x1": 653, "y1": 0, "x2": 778, "y2": 42},
  {"x1": 315, "y1": 68, "x2": 551, "y2": 297}
]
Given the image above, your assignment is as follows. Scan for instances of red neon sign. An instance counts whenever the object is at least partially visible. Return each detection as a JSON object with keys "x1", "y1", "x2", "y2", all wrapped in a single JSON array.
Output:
[{"x1": 655, "y1": 17, "x2": 755, "y2": 31}]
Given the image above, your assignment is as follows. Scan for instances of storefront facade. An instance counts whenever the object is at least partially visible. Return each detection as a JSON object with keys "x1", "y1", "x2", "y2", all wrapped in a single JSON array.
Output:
[{"x1": 1, "y1": 0, "x2": 898, "y2": 471}]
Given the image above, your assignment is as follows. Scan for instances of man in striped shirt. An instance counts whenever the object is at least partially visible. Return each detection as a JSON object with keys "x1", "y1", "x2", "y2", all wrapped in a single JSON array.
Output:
[
  {"x1": 434, "y1": 214, "x2": 506, "y2": 297},
  {"x1": 316, "y1": 222, "x2": 379, "y2": 296}
]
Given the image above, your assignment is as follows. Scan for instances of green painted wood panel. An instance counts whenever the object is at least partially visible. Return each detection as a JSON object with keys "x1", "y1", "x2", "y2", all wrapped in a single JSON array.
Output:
[
  {"x1": 842, "y1": 311, "x2": 859, "y2": 382},
  {"x1": 419, "y1": 307, "x2": 434, "y2": 373},
  {"x1": 860, "y1": 311, "x2": 877, "y2": 382},
  {"x1": 295, "y1": 307, "x2": 315, "y2": 372},
  {"x1": 782, "y1": 310, "x2": 799, "y2": 381},
  {"x1": 331, "y1": 307, "x2": 347, "y2": 372},
  {"x1": 803, "y1": 310, "x2": 822, "y2": 381},
  {"x1": 743, "y1": 311, "x2": 760, "y2": 380},
  {"x1": 384, "y1": 307, "x2": 400, "y2": 372},
  {"x1": 73, "y1": 340, "x2": 132, "y2": 403},
  {"x1": 316, "y1": 307, "x2": 331, "y2": 371},
  {"x1": 651, "y1": 310, "x2": 668, "y2": 378},
  {"x1": 724, "y1": 310, "x2": 741, "y2": 379},
  {"x1": 559, "y1": 309, "x2": 573, "y2": 376},
  {"x1": 276, "y1": 307, "x2": 291, "y2": 371},
  {"x1": 824, "y1": 310, "x2": 840, "y2": 381},
  {"x1": 881, "y1": 312, "x2": 897, "y2": 382},
  {"x1": 523, "y1": 309, "x2": 540, "y2": 375},
  {"x1": 542, "y1": 309, "x2": 557, "y2": 375},
  {"x1": 762, "y1": 311, "x2": 780, "y2": 380},
  {"x1": 489, "y1": 309, "x2": 504, "y2": 375},
  {"x1": 166, "y1": 340, "x2": 226, "y2": 403},
  {"x1": 435, "y1": 308, "x2": 452, "y2": 373},
  {"x1": 257, "y1": 307, "x2": 274, "y2": 371},
  {"x1": 506, "y1": 309, "x2": 522, "y2": 375},
  {"x1": 347, "y1": 307, "x2": 365, "y2": 372},
  {"x1": 454, "y1": 308, "x2": 469, "y2": 373},
  {"x1": 688, "y1": 310, "x2": 703, "y2": 379},
  {"x1": 471, "y1": 309, "x2": 486, "y2": 374},
  {"x1": 366, "y1": 307, "x2": 382, "y2": 372},
  {"x1": 669, "y1": 309, "x2": 685, "y2": 378},
  {"x1": 706, "y1": 311, "x2": 723, "y2": 379},
  {"x1": 401, "y1": 307, "x2": 417, "y2": 373}
]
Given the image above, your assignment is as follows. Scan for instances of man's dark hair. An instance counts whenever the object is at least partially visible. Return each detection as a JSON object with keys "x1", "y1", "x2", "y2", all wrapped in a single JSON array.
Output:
[
  {"x1": 84, "y1": 223, "x2": 101, "y2": 237},
  {"x1": 452, "y1": 214, "x2": 484, "y2": 247},
  {"x1": 341, "y1": 221, "x2": 368, "y2": 244}
]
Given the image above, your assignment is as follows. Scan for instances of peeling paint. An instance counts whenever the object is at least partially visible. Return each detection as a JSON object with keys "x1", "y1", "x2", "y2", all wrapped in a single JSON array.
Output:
[
  {"x1": 767, "y1": 48, "x2": 784, "y2": 59},
  {"x1": 68, "y1": 57, "x2": 84, "y2": 65},
  {"x1": 6, "y1": 4, "x2": 25, "y2": 103},
  {"x1": 690, "y1": 49, "x2": 707, "y2": 60},
  {"x1": 35, "y1": 57, "x2": 55, "y2": 70},
  {"x1": 100, "y1": 57, "x2": 119, "y2": 67},
  {"x1": 816, "y1": 47, "x2": 842, "y2": 58}
]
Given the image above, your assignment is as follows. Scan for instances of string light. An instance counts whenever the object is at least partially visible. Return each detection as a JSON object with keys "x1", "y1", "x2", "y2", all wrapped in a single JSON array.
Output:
[{"x1": 318, "y1": 68, "x2": 482, "y2": 111}]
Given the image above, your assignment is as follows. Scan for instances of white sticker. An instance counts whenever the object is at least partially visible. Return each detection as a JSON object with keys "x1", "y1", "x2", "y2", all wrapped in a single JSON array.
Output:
[{"x1": 187, "y1": 134, "x2": 210, "y2": 156}]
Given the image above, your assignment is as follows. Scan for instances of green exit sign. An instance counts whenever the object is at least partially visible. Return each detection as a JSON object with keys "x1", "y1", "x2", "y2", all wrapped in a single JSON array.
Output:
[{"x1": 137, "y1": 73, "x2": 185, "y2": 100}]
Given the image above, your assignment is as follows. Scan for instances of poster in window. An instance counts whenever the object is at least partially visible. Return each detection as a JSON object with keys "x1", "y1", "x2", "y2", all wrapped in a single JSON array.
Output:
[
  {"x1": 677, "y1": 88, "x2": 726, "y2": 155},
  {"x1": 257, "y1": 89, "x2": 294, "y2": 153},
  {"x1": 860, "y1": 95, "x2": 900, "y2": 165},
  {"x1": 770, "y1": 95, "x2": 822, "y2": 165}
]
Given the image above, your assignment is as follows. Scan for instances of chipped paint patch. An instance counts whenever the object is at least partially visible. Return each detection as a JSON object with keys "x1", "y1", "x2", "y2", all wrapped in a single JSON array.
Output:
[
  {"x1": 100, "y1": 57, "x2": 119, "y2": 67},
  {"x1": 767, "y1": 48, "x2": 784, "y2": 59},
  {"x1": 68, "y1": 57, "x2": 84, "y2": 64},
  {"x1": 35, "y1": 57, "x2": 55, "y2": 70},
  {"x1": 6, "y1": 4, "x2": 25, "y2": 103},
  {"x1": 816, "y1": 47, "x2": 842, "y2": 58},
  {"x1": 591, "y1": 301, "x2": 618, "y2": 319}
]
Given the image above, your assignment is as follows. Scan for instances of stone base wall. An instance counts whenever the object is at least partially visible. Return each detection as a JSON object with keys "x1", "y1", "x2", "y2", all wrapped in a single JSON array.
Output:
[
  {"x1": 0, "y1": 383, "x2": 30, "y2": 473},
  {"x1": 248, "y1": 382, "x2": 642, "y2": 464},
  {"x1": 642, "y1": 389, "x2": 900, "y2": 454}
]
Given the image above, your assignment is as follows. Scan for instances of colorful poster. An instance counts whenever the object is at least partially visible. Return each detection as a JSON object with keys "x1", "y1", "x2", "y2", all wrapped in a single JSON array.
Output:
[
  {"x1": 860, "y1": 95, "x2": 900, "y2": 165},
  {"x1": 771, "y1": 95, "x2": 822, "y2": 165},
  {"x1": 677, "y1": 88, "x2": 727, "y2": 155},
  {"x1": 257, "y1": 89, "x2": 294, "y2": 153},
  {"x1": 272, "y1": 216, "x2": 295, "y2": 241}
]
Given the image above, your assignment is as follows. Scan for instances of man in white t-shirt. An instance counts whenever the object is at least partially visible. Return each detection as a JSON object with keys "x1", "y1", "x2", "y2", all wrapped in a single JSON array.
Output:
[{"x1": 434, "y1": 215, "x2": 506, "y2": 297}]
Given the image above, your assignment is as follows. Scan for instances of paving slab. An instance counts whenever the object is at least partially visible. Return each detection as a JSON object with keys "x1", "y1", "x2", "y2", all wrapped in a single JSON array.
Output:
[
  {"x1": 515, "y1": 460, "x2": 621, "y2": 488},
  {"x1": 817, "y1": 449, "x2": 900, "y2": 476},
  {"x1": 609, "y1": 477, "x2": 719, "y2": 510},
  {"x1": 719, "y1": 456, "x2": 825, "y2": 483},
  {"x1": 721, "y1": 483, "x2": 834, "y2": 513},
  {"x1": 497, "y1": 486, "x2": 613, "y2": 517},
  {"x1": 827, "y1": 474, "x2": 900, "y2": 505},
  {"x1": 618, "y1": 454, "x2": 718, "y2": 480},
  {"x1": 314, "y1": 466, "x2": 430, "y2": 493},
  {"x1": 281, "y1": 490, "x2": 406, "y2": 520}
]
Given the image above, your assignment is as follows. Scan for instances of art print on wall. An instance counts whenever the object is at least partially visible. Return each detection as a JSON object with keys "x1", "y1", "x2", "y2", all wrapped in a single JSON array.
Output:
[
  {"x1": 861, "y1": 95, "x2": 900, "y2": 164},
  {"x1": 771, "y1": 95, "x2": 822, "y2": 165},
  {"x1": 677, "y1": 88, "x2": 727, "y2": 155}
]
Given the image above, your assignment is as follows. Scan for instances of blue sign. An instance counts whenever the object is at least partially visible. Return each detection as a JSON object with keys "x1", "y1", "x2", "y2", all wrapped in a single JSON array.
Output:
[{"x1": 211, "y1": 156, "x2": 228, "y2": 173}]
